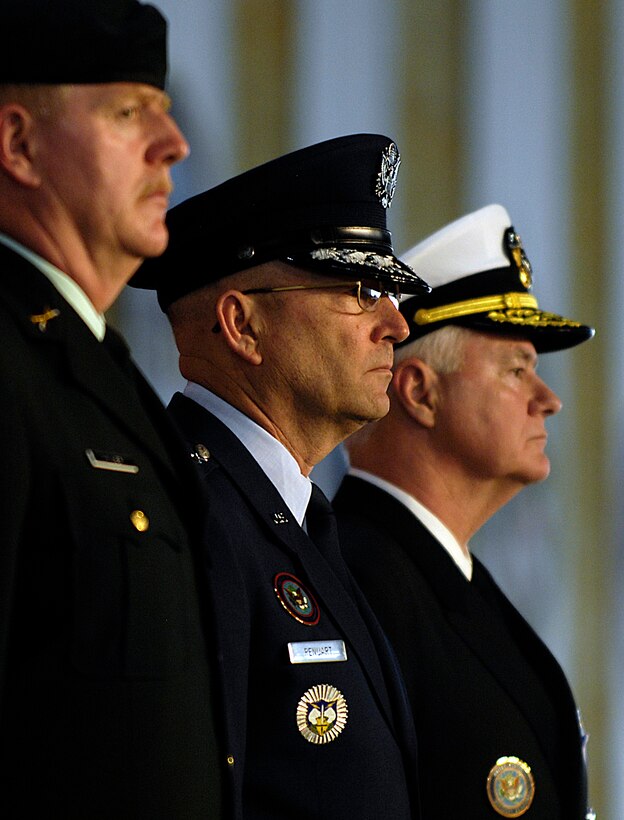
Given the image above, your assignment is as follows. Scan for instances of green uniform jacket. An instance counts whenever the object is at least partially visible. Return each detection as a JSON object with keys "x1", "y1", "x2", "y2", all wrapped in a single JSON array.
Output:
[{"x1": 0, "y1": 245, "x2": 223, "y2": 818}]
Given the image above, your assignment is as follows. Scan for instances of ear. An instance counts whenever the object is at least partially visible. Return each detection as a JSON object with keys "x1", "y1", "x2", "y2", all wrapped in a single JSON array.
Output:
[
  {"x1": 0, "y1": 104, "x2": 41, "y2": 187},
  {"x1": 214, "y1": 290, "x2": 263, "y2": 365},
  {"x1": 391, "y1": 357, "x2": 439, "y2": 428}
]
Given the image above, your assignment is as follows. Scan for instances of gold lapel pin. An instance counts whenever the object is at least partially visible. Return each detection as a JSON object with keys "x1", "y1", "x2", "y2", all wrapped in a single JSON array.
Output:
[{"x1": 29, "y1": 307, "x2": 60, "y2": 332}]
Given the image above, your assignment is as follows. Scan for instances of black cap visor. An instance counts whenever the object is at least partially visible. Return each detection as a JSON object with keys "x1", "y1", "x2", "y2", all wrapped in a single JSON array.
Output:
[{"x1": 398, "y1": 295, "x2": 594, "y2": 353}]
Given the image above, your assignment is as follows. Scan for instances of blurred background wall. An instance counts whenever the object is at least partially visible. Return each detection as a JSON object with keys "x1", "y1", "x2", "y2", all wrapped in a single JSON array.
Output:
[{"x1": 114, "y1": 2, "x2": 622, "y2": 815}]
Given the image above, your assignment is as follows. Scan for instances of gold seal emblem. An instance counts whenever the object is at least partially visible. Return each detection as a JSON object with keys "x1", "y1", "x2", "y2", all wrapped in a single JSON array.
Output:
[
  {"x1": 486, "y1": 756, "x2": 535, "y2": 817},
  {"x1": 296, "y1": 683, "x2": 348, "y2": 745}
]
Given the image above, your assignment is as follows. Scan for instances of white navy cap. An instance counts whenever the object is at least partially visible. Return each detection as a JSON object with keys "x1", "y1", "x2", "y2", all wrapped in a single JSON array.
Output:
[{"x1": 397, "y1": 204, "x2": 594, "y2": 353}]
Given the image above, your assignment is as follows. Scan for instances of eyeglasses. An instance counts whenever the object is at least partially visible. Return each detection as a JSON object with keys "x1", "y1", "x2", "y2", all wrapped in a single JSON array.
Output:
[{"x1": 241, "y1": 281, "x2": 401, "y2": 312}]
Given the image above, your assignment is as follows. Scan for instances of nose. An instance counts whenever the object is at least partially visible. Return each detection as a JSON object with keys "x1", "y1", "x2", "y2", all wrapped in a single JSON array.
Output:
[
  {"x1": 146, "y1": 110, "x2": 190, "y2": 167},
  {"x1": 530, "y1": 375, "x2": 562, "y2": 417},
  {"x1": 372, "y1": 296, "x2": 409, "y2": 344}
]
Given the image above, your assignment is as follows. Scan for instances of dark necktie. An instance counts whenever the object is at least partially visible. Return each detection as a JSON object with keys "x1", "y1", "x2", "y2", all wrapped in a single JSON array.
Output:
[
  {"x1": 306, "y1": 485, "x2": 411, "y2": 724},
  {"x1": 306, "y1": 483, "x2": 353, "y2": 590}
]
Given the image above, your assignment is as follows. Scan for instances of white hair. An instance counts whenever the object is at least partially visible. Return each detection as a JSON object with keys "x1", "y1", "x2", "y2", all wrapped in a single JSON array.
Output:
[{"x1": 394, "y1": 324, "x2": 473, "y2": 374}]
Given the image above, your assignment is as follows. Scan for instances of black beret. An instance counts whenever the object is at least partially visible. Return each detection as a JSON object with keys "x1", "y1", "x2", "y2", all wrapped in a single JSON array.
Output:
[
  {"x1": 131, "y1": 133, "x2": 430, "y2": 311},
  {"x1": 0, "y1": 0, "x2": 167, "y2": 89},
  {"x1": 397, "y1": 204, "x2": 594, "y2": 354}
]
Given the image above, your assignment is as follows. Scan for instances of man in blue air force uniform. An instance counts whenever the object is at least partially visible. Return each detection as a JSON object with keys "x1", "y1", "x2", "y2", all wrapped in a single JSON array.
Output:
[
  {"x1": 132, "y1": 135, "x2": 428, "y2": 819},
  {"x1": 0, "y1": 1, "x2": 223, "y2": 816},
  {"x1": 333, "y1": 204, "x2": 596, "y2": 819}
]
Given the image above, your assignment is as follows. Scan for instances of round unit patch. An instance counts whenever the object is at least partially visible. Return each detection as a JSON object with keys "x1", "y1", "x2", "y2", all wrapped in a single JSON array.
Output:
[
  {"x1": 486, "y1": 756, "x2": 535, "y2": 817},
  {"x1": 296, "y1": 683, "x2": 348, "y2": 745},
  {"x1": 274, "y1": 572, "x2": 320, "y2": 626}
]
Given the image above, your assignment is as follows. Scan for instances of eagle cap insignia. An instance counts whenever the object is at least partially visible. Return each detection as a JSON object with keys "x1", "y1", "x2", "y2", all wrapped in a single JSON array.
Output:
[
  {"x1": 486, "y1": 756, "x2": 535, "y2": 817},
  {"x1": 375, "y1": 142, "x2": 401, "y2": 208},
  {"x1": 504, "y1": 228, "x2": 533, "y2": 291}
]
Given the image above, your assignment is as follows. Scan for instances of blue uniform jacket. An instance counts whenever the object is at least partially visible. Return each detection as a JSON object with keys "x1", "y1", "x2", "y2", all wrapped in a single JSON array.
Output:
[
  {"x1": 334, "y1": 474, "x2": 590, "y2": 820},
  {"x1": 168, "y1": 393, "x2": 421, "y2": 820}
]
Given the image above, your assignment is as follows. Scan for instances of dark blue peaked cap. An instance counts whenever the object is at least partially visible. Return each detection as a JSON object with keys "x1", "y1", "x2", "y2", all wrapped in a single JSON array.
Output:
[
  {"x1": 0, "y1": 0, "x2": 167, "y2": 89},
  {"x1": 132, "y1": 133, "x2": 431, "y2": 311}
]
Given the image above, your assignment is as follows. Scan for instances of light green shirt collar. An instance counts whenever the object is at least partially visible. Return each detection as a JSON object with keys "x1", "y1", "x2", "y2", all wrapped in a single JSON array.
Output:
[{"x1": 0, "y1": 233, "x2": 106, "y2": 340}]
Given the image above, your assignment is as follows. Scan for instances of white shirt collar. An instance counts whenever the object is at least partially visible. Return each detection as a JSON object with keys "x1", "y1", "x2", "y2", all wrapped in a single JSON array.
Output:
[
  {"x1": 184, "y1": 382, "x2": 312, "y2": 525},
  {"x1": 349, "y1": 467, "x2": 473, "y2": 581},
  {"x1": 0, "y1": 233, "x2": 106, "y2": 340}
]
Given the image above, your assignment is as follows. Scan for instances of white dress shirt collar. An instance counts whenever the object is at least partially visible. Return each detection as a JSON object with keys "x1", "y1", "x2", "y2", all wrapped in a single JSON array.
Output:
[
  {"x1": 184, "y1": 381, "x2": 312, "y2": 525},
  {"x1": 0, "y1": 232, "x2": 106, "y2": 340},
  {"x1": 349, "y1": 467, "x2": 473, "y2": 581}
]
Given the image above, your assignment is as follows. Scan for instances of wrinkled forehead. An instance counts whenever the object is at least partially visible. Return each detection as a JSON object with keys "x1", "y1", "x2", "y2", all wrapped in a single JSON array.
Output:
[{"x1": 466, "y1": 329, "x2": 539, "y2": 365}]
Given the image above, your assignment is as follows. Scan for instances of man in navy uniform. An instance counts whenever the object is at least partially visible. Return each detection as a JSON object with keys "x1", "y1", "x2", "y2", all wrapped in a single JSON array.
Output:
[
  {"x1": 133, "y1": 134, "x2": 429, "y2": 819},
  {"x1": 334, "y1": 204, "x2": 595, "y2": 819},
  {"x1": 0, "y1": 1, "x2": 223, "y2": 816}
]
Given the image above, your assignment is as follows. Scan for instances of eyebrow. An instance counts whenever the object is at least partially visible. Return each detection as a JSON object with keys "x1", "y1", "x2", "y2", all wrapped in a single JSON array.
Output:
[
  {"x1": 506, "y1": 346, "x2": 538, "y2": 369},
  {"x1": 125, "y1": 87, "x2": 172, "y2": 112}
]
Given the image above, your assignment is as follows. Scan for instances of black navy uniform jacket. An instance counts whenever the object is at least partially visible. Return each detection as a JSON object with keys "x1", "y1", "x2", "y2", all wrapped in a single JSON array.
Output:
[
  {"x1": 168, "y1": 393, "x2": 421, "y2": 820},
  {"x1": 0, "y1": 245, "x2": 222, "y2": 818},
  {"x1": 334, "y1": 475, "x2": 590, "y2": 820}
]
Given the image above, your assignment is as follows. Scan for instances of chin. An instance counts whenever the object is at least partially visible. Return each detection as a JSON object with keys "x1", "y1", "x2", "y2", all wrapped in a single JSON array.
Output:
[
  {"x1": 521, "y1": 462, "x2": 551, "y2": 484},
  {"x1": 134, "y1": 230, "x2": 169, "y2": 259},
  {"x1": 358, "y1": 400, "x2": 389, "y2": 425}
]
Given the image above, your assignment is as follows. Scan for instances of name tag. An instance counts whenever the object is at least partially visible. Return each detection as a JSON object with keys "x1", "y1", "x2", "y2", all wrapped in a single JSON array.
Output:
[
  {"x1": 85, "y1": 448, "x2": 139, "y2": 474},
  {"x1": 288, "y1": 640, "x2": 348, "y2": 664}
]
